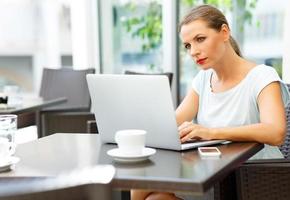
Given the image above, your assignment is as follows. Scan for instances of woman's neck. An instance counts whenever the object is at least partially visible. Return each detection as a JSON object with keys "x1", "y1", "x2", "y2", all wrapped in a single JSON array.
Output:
[{"x1": 212, "y1": 47, "x2": 255, "y2": 82}]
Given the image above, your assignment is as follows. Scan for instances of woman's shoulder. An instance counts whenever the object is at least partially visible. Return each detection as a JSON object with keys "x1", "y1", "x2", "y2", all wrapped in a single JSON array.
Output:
[
  {"x1": 247, "y1": 64, "x2": 279, "y2": 80},
  {"x1": 247, "y1": 64, "x2": 287, "y2": 101},
  {"x1": 250, "y1": 64, "x2": 277, "y2": 74}
]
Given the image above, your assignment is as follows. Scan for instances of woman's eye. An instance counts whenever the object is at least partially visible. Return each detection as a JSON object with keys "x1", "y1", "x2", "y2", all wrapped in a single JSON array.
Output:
[
  {"x1": 196, "y1": 37, "x2": 206, "y2": 42},
  {"x1": 184, "y1": 44, "x2": 190, "y2": 49}
]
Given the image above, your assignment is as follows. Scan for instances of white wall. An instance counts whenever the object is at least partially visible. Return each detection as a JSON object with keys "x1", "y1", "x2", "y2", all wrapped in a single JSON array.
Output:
[
  {"x1": 70, "y1": 0, "x2": 100, "y2": 70},
  {"x1": 0, "y1": 0, "x2": 72, "y2": 92},
  {"x1": 162, "y1": 0, "x2": 177, "y2": 107},
  {"x1": 0, "y1": 0, "x2": 35, "y2": 55}
]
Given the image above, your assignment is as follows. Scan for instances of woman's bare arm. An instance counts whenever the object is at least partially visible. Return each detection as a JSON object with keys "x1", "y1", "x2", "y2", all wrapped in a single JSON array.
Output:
[
  {"x1": 179, "y1": 82, "x2": 286, "y2": 146},
  {"x1": 175, "y1": 89, "x2": 199, "y2": 126}
]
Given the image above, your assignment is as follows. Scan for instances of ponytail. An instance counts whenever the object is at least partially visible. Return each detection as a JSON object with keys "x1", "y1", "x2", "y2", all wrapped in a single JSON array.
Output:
[{"x1": 229, "y1": 36, "x2": 242, "y2": 57}]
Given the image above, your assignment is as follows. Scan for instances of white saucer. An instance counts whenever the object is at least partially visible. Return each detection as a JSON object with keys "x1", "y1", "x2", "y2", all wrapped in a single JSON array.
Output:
[
  {"x1": 107, "y1": 147, "x2": 156, "y2": 163},
  {"x1": 0, "y1": 156, "x2": 20, "y2": 172}
]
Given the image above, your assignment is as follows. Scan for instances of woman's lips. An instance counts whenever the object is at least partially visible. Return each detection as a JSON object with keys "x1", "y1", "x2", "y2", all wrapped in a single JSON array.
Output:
[{"x1": 197, "y1": 58, "x2": 207, "y2": 65}]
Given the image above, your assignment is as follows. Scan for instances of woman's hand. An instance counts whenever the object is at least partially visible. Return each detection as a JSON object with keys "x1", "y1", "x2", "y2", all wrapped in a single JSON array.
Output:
[{"x1": 178, "y1": 121, "x2": 212, "y2": 143}]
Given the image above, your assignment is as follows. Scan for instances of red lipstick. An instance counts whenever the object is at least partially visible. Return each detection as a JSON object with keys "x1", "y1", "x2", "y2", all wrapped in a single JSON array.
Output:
[{"x1": 197, "y1": 58, "x2": 207, "y2": 65}]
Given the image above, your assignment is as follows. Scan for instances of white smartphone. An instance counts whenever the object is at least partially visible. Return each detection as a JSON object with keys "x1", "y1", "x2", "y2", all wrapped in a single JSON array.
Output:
[{"x1": 198, "y1": 147, "x2": 221, "y2": 157}]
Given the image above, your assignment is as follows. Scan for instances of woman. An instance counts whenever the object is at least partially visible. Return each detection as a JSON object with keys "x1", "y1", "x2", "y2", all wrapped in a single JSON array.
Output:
[{"x1": 132, "y1": 4, "x2": 289, "y2": 200}]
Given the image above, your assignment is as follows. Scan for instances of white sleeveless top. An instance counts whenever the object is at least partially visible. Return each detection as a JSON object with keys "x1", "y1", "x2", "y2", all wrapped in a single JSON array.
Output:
[{"x1": 192, "y1": 64, "x2": 290, "y2": 128}]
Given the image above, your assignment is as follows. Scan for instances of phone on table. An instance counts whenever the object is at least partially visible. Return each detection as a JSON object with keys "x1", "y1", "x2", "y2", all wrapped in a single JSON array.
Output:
[{"x1": 198, "y1": 147, "x2": 221, "y2": 157}]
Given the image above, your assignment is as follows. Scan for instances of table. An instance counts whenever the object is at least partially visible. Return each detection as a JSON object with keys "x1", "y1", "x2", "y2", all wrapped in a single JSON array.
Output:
[
  {"x1": 0, "y1": 97, "x2": 66, "y2": 115},
  {"x1": 0, "y1": 133, "x2": 263, "y2": 199},
  {"x1": 0, "y1": 97, "x2": 66, "y2": 136}
]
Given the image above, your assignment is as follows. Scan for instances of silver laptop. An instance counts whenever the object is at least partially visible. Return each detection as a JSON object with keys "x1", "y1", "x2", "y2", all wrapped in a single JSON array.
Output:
[{"x1": 87, "y1": 74, "x2": 226, "y2": 151}]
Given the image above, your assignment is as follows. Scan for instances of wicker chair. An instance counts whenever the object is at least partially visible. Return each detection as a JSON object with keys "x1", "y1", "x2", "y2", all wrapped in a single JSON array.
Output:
[
  {"x1": 0, "y1": 165, "x2": 115, "y2": 200},
  {"x1": 236, "y1": 84, "x2": 290, "y2": 200}
]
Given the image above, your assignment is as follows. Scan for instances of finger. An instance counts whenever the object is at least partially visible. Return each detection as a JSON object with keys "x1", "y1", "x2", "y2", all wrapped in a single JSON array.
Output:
[
  {"x1": 178, "y1": 122, "x2": 187, "y2": 131},
  {"x1": 179, "y1": 127, "x2": 196, "y2": 143},
  {"x1": 178, "y1": 121, "x2": 192, "y2": 131},
  {"x1": 180, "y1": 128, "x2": 203, "y2": 143},
  {"x1": 181, "y1": 133, "x2": 203, "y2": 143},
  {"x1": 181, "y1": 133, "x2": 193, "y2": 143},
  {"x1": 179, "y1": 126, "x2": 192, "y2": 138}
]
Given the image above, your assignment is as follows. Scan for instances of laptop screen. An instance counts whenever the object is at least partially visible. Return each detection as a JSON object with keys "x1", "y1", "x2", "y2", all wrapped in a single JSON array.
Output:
[{"x1": 87, "y1": 74, "x2": 182, "y2": 150}]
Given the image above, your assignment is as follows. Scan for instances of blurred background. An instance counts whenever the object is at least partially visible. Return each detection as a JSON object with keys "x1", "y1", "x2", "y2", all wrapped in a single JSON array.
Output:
[{"x1": 0, "y1": 0, "x2": 289, "y2": 105}]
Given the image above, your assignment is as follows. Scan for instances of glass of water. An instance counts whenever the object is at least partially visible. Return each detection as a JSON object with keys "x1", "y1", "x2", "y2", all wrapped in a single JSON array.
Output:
[{"x1": 0, "y1": 115, "x2": 17, "y2": 143}]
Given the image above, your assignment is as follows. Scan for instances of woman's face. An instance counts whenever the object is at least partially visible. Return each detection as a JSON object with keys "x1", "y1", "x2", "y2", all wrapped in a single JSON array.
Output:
[{"x1": 180, "y1": 19, "x2": 228, "y2": 69}]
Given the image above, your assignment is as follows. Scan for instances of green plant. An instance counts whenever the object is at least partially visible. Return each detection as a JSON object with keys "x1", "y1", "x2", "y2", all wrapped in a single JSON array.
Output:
[
  {"x1": 123, "y1": 0, "x2": 258, "y2": 55},
  {"x1": 182, "y1": 0, "x2": 231, "y2": 8},
  {"x1": 182, "y1": 0, "x2": 258, "y2": 32},
  {"x1": 122, "y1": 1, "x2": 162, "y2": 53}
]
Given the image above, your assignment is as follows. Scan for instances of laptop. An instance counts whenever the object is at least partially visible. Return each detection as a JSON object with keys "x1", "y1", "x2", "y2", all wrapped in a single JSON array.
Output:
[{"x1": 86, "y1": 74, "x2": 226, "y2": 151}]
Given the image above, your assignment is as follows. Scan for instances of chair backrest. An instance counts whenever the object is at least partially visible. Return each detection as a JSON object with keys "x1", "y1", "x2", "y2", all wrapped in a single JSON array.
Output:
[
  {"x1": 124, "y1": 70, "x2": 173, "y2": 88},
  {"x1": 0, "y1": 165, "x2": 115, "y2": 200},
  {"x1": 279, "y1": 83, "x2": 290, "y2": 159},
  {"x1": 39, "y1": 67, "x2": 95, "y2": 111}
]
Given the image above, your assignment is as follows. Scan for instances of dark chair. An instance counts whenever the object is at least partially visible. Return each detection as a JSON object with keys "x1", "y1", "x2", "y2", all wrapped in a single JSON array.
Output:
[
  {"x1": 87, "y1": 119, "x2": 98, "y2": 133},
  {"x1": 38, "y1": 67, "x2": 95, "y2": 138},
  {"x1": 236, "y1": 84, "x2": 290, "y2": 200},
  {"x1": 0, "y1": 165, "x2": 115, "y2": 200},
  {"x1": 86, "y1": 70, "x2": 174, "y2": 134}
]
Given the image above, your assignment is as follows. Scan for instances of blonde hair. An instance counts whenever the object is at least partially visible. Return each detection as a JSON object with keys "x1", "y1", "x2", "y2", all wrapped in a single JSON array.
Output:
[{"x1": 179, "y1": 5, "x2": 242, "y2": 57}]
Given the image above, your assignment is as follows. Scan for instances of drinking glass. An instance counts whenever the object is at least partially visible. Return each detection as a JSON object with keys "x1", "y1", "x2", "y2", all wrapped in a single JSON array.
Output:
[{"x1": 0, "y1": 115, "x2": 17, "y2": 143}]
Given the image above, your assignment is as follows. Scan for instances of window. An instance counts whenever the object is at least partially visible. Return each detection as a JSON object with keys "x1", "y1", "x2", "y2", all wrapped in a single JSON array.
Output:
[{"x1": 99, "y1": 0, "x2": 163, "y2": 74}]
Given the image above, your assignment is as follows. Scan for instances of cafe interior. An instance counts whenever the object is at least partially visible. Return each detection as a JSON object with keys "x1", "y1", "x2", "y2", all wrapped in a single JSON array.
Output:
[{"x1": 0, "y1": 0, "x2": 290, "y2": 199}]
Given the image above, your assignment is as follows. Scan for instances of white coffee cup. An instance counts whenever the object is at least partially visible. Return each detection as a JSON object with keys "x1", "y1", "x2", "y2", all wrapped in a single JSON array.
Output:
[
  {"x1": 115, "y1": 129, "x2": 147, "y2": 156},
  {"x1": 0, "y1": 138, "x2": 15, "y2": 163}
]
